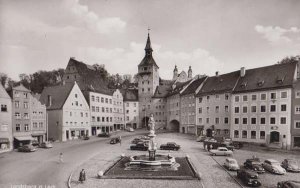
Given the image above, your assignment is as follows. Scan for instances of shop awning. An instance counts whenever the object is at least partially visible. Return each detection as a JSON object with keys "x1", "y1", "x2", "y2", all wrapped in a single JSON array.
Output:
[
  {"x1": 0, "y1": 138, "x2": 9, "y2": 143},
  {"x1": 14, "y1": 136, "x2": 34, "y2": 141}
]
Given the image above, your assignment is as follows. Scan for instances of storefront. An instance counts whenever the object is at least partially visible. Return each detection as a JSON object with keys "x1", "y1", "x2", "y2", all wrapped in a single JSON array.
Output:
[
  {"x1": 32, "y1": 134, "x2": 45, "y2": 144},
  {"x1": 14, "y1": 136, "x2": 34, "y2": 148},
  {"x1": 0, "y1": 138, "x2": 10, "y2": 151}
]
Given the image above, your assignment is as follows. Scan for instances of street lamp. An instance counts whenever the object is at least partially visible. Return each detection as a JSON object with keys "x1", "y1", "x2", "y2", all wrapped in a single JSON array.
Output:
[{"x1": 143, "y1": 106, "x2": 147, "y2": 129}]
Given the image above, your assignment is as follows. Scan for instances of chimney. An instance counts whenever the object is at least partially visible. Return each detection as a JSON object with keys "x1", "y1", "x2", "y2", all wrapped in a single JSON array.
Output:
[
  {"x1": 240, "y1": 67, "x2": 246, "y2": 77},
  {"x1": 215, "y1": 71, "x2": 219, "y2": 77},
  {"x1": 47, "y1": 95, "x2": 52, "y2": 106}
]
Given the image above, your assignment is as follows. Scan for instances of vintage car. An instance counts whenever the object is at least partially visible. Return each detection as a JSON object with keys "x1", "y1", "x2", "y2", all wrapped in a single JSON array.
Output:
[
  {"x1": 126, "y1": 127, "x2": 135, "y2": 132},
  {"x1": 160, "y1": 142, "x2": 180, "y2": 150},
  {"x1": 244, "y1": 158, "x2": 265, "y2": 173},
  {"x1": 39, "y1": 142, "x2": 53, "y2": 149},
  {"x1": 224, "y1": 158, "x2": 240, "y2": 171},
  {"x1": 110, "y1": 137, "x2": 121, "y2": 144},
  {"x1": 277, "y1": 180, "x2": 300, "y2": 188},
  {"x1": 281, "y1": 159, "x2": 300, "y2": 173},
  {"x1": 83, "y1": 136, "x2": 90, "y2": 140},
  {"x1": 262, "y1": 159, "x2": 286, "y2": 175},
  {"x1": 210, "y1": 147, "x2": 233, "y2": 156},
  {"x1": 98, "y1": 132, "x2": 110, "y2": 137},
  {"x1": 18, "y1": 145, "x2": 37, "y2": 152},
  {"x1": 131, "y1": 138, "x2": 143, "y2": 144},
  {"x1": 237, "y1": 169, "x2": 261, "y2": 187},
  {"x1": 31, "y1": 140, "x2": 40, "y2": 147},
  {"x1": 130, "y1": 142, "x2": 148, "y2": 151}
]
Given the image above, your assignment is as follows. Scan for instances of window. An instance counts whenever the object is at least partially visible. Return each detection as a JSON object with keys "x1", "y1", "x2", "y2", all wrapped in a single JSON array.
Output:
[
  {"x1": 270, "y1": 117, "x2": 276, "y2": 124},
  {"x1": 260, "y1": 117, "x2": 266, "y2": 124},
  {"x1": 92, "y1": 106, "x2": 95, "y2": 112},
  {"x1": 24, "y1": 124, "x2": 29, "y2": 131},
  {"x1": 295, "y1": 121, "x2": 300, "y2": 129},
  {"x1": 295, "y1": 91, "x2": 300, "y2": 98},
  {"x1": 261, "y1": 93, "x2": 266, "y2": 100},
  {"x1": 207, "y1": 96, "x2": 210, "y2": 101},
  {"x1": 199, "y1": 118, "x2": 203, "y2": 124},
  {"x1": 243, "y1": 95, "x2": 248, "y2": 102},
  {"x1": 295, "y1": 106, "x2": 300, "y2": 114},
  {"x1": 242, "y1": 118, "x2": 248, "y2": 124},
  {"x1": 271, "y1": 92, "x2": 276, "y2": 99},
  {"x1": 206, "y1": 107, "x2": 209, "y2": 113},
  {"x1": 242, "y1": 106, "x2": 247, "y2": 113},
  {"x1": 75, "y1": 101, "x2": 78, "y2": 106},
  {"x1": 225, "y1": 94, "x2": 229, "y2": 100},
  {"x1": 86, "y1": 113, "x2": 88, "y2": 117},
  {"x1": 24, "y1": 113, "x2": 29, "y2": 119},
  {"x1": 102, "y1": 107, "x2": 105, "y2": 112},
  {"x1": 92, "y1": 116, "x2": 95, "y2": 122},
  {"x1": 215, "y1": 106, "x2": 219, "y2": 113},
  {"x1": 260, "y1": 131, "x2": 265, "y2": 139},
  {"x1": 102, "y1": 117, "x2": 105, "y2": 122},
  {"x1": 251, "y1": 106, "x2": 256, "y2": 113},
  {"x1": 234, "y1": 107, "x2": 239, "y2": 113},
  {"x1": 242, "y1": 130, "x2": 247, "y2": 138},
  {"x1": 234, "y1": 130, "x2": 239, "y2": 138},
  {"x1": 206, "y1": 118, "x2": 209, "y2": 123},
  {"x1": 234, "y1": 118, "x2": 239, "y2": 124},
  {"x1": 260, "y1": 105, "x2": 266, "y2": 112},
  {"x1": 15, "y1": 101, "x2": 20, "y2": 108},
  {"x1": 96, "y1": 97, "x2": 99, "y2": 102},
  {"x1": 281, "y1": 91, "x2": 287, "y2": 99},
  {"x1": 101, "y1": 97, "x2": 104, "y2": 103},
  {"x1": 224, "y1": 129, "x2": 229, "y2": 135},
  {"x1": 281, "y1": 104, "x2": 287, "y2": 112},
  {"x1": 15, "y1": 112, "x2": 20, "y2": 119},
  {"x1": 251, "y1": 131, "x2": 256, "y2": 139},
  {"x1": 105, "y1": 98, "x2": 108, "y2": 103},
  {"x1": 198, "y1": 108, "x2": 202, "y2": 114},
  {"x1": 215, "y1": 118, "x2": 219, "y2": 124},
  {"x1": 224, "y1": 117, "x2": 229, "y2": 124},
  {"x1": 225, "y1": 106, "x2": 229, "y2": 112},
  {"x1": 23, "y1": 102, "x2": 28, "y2": 109},
  {"x1": 270, "y1": 105, "x2": 276, "y2": 112},
  {"x1": 1, "y1": 105, "x2": 7, "y2": 112},
  {"x1": 251, "y1": 118, "x2": 256, "y2": 125},
  {"x1": 16, "y1": 124, "x2": 20, "y2": 132},
  {"x1": 96, "y1": 107, "x2": 99, "y2": 112},
  {"x1": 235, "y1": 96, "x2": 239, "y2": 102},
  {"x1": 280, "y1": 117, "x2": 287, "y2": 124},
  {"x1": 91, "y1": 96, "x2": 95, "y2": 101},
  {"x1": 251, "y1": 94, "x2": 257, "y2": 101}
]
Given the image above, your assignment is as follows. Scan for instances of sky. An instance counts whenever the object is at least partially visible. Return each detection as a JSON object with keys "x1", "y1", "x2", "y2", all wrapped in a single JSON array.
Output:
[{"x1": 0, "y1": 0, "x2": 300, "y2": 80}]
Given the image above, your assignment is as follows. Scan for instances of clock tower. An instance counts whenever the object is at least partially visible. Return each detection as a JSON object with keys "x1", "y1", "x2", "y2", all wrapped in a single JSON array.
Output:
[{"x1": 137, "y1": 32, "x2": 160, "y2": 128}]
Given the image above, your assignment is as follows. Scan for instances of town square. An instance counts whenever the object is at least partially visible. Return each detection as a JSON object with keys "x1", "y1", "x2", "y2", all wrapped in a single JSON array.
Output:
[{"x1": 1, "y1": 0, "x2": 300, "y2": 188}]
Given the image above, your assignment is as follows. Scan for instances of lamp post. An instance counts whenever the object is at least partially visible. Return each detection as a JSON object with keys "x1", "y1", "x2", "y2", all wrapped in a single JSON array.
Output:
[{"x1": 143, "y1": 106, "x2": 147, "y2": 129}]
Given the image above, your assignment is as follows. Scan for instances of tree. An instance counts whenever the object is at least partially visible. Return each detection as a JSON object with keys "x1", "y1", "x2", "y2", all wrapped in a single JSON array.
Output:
[
  {"x1": 278, "y1": 55, "x2": 300, "y2": 64},
  {"x1": 0, "y1": 73, "x2": 8, "y2": 87}
]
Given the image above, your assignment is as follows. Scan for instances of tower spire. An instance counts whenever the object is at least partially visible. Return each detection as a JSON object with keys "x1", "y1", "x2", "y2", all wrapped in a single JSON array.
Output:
[{"x1": 145, "y1": 28, "x2": 153, "y2": 55}]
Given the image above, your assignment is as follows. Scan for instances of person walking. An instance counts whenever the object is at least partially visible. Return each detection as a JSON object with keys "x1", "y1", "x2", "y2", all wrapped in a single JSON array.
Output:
[
  {"x1": 59, "y1": 152, "x2": 63, "y2": 163},
  {"x1": 79, "y1": 169, "x2": 86, "y2": 183},
  {"x1": 119, "y1": 136, "x2": 122, "y2": 146}
]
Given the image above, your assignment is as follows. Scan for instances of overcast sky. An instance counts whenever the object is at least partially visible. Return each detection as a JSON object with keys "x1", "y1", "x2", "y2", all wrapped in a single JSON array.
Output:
[{"x1": 0, "y1": 0, "x2": 300, "y2": 80}]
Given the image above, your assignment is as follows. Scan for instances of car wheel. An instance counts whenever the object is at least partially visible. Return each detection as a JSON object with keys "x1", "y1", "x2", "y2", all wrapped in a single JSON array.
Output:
[{"x1": 213, "y1": 153, "x2": 216, "y2": 156}]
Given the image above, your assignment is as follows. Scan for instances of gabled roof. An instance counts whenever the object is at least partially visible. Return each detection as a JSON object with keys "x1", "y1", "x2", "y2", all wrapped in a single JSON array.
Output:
[
  {"x1": 39, "y1": 83, "x2": 75, "y2": 110},
  {"x1": 181, "y1": 76, "x2": 207, "y2": 96},
  {"x1": 138, "y1": 55, "x2": 159, "y2": 68},
  {"x1": 196, "y1": 71, "x2": 240, "y2": 96},
  {"x1": 13, "y1": 84, "x2": 30, "y2": 92},
  {"x1": 120, "y1": 89, "x2": 139, "y2": 101},
  {"x1": 167, "y1": 80, "x2": 192, "y2": 97},
  {"x1": 0, "y1": 84, "x2": 11, "y2": 99},
  {"x1": 233, "y1": 62, "x2": 297, "y2": 93},
  {"x1": 66, "y1": 58, "x2": 112, "y2": 95},
  {"x1": 153, "y1": 80, "x2": 174, "y2": 98}
]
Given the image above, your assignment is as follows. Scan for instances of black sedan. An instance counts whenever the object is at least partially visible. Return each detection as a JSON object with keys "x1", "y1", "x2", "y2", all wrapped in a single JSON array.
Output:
[
  {"x1": 160, "y1": 142, "x2": 180, "y2": 151},
  {"x1": 237, "y1": 169, "x2": 261, "y2": 187},
  {"x1": 110, "y1": 137, "x2": 121, "y2": 144},
  {"x1": 18, "y1": 145, "x2": 37, "y2": 152},
  {"x1": 130, "y1": 142, "x2": 148, "y2": 151},
  {"x1": 277, "y1": 180, "x2": 300, "y2": 188},
  {"x1": 244, "y1": 158, "x2": 265, "y2": 173},
  {"x1": 98, "y1": 132, "x2": 110, "y2": 137}
]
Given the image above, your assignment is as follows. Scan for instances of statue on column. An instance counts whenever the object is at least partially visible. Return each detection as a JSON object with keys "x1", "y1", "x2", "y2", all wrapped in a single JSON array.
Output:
[{"x1": 148, "y1": 114, "x2": 156, "y2": 137}]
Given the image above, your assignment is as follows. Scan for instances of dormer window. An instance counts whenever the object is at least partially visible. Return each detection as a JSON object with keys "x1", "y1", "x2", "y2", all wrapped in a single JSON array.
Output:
[
  {"x1": 276, "y1": 75, "x2": 285, "y2": 84},
  {"x1": 240, "y1": 82, "x2": 247, "y2": 88},
  {"x1": 144, "y1": 67, "x2": 148, "y2": 71},
  {"x1": 257, "y1": 80, "x2": 264, "y2": 87}
]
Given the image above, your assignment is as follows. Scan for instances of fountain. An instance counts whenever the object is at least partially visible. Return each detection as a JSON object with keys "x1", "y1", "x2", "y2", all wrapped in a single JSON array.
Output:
[{"x1": 127, "y1": 114, "x2": 177, "y2": 168}]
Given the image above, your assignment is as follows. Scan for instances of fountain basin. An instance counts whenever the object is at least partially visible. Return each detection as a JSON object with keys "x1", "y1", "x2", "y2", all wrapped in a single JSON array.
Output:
[{"x1": 129, "y1": 154, "x2": 176, "y2": 166}]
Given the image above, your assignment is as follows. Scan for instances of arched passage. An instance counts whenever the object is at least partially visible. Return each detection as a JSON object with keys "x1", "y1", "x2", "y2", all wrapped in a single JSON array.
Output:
[
  {"x1": 270, "y1": 131, "x2": 280, "y2": 143},
  {"x1": 169, "y1": 120, "x2": 180, "y2": 132}
]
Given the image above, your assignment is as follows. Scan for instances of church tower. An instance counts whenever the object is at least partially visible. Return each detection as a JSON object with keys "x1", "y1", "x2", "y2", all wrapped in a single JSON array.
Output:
[
  {"x1": 188, "y1": 66, "x2": 192, "y2": 79},
  {"x1": 173, "y1": 65, "x2": 178, "y2": 80},
  {"x1": 137, "y1": 32, "x2": 160, "y2": 127}
]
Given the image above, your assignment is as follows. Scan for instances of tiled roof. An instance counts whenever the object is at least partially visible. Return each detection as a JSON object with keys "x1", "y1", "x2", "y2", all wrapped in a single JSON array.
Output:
[
  {"x1": 120, "y1": 89, "x2": 139, "y2": 101},
  {"x1": 167, "y1": 80, "x2": 192, "y2": 97},
  {"x1": 181, "y1": 77, "x2": 207, "y2": 96},
  {"x1": 13, "y1": 84, "x2": 31, "y2": 92},
  {"x1": 67, "y1": 58, "x2": 112, "y2": 95},
  {"x1": 196, "y1": 71, "x2": 240, "y2": 96},
  {"x1": 39, "y1": 83, "x2": 74, "y2": 110},
  {"x1": 0, "y1": 84, "x2": 10, "y2": 99},
  {"x1": 233, "y1": 62, "x2": 297, "y2": 93},
  {"x1": 153, "y1": 80, "x2": 174, "y2": 98},
  {"x1": 138, "y1": 55, "x2": 159, "y2": 68}
]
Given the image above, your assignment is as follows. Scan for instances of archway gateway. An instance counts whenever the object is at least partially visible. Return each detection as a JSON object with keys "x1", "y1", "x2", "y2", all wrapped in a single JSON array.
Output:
[
  {"x1": 141, "y1": 116, "x2": 150, "y2": 128},
  {"x1": 270, "y1": 131, "x2": 280, "y2": 143},
  {"x1": 169, "y1": 120, "x2": 180, "y2": 132}
]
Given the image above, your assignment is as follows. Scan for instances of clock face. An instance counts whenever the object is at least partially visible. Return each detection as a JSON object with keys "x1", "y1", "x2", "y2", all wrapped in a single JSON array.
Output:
[{"x1": 143, "y1": 75, "x2": 149, "y2": 80}]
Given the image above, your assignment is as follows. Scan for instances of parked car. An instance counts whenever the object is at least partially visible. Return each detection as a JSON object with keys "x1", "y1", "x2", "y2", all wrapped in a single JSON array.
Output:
[
  {"x1": 98, "y1": 132, "x2": 110, "y2": 137},
  {"x1": 262, "y1": 159, "x2": 286, "y2": 175},
  {"x1": 31, "y1": 140, "x2": 39, "y2": 146},
  {"x1": 126, "y1": 127, "x2": 135, "y2": 132},
  {"x1": 110, "y1": 137, "x2": 121, "y2": 144},
  {"x1": 18, "y1": 145, "x2": 37, "y2": 152},
  {"x1": 210, "y1": 147, "x2": 233, "y2": 156},
  {"x1": 232, "y1": 141, "x2": 244, "y2": 149},
  {"x1": 160, "y1": 142, "x2": 180, "y2": 150},
  {"x1": 237, "y1": 169, "x2": 261, "y2": 187},
  {"x1": 204, "y1": 138, "x2": 217, "y2": 142},
  {"x1": 281, "y1": 159, "x2": 300, "y2": 173},
  {"x1": 83, "y1": 136, "x2": 90, "y2": 140},
  {"x1": 131, "y1": 138, "x2": 143, "y2": 144},
  {"x1": 196, "y1": 135, "x2": 207, "y2": 142},
  {"x1": 277, "y1": 180, "x2": 300, "y2": 188},
  {"x1": 224, "y1": 158, "x2": 240, "y2": 171},
  {"x1": 39, "y1": 142, "x2": 53, "y2": 149},
  {"x1": 244, "y1": 158, "x2": 265, "y2": 173},
  {"x1": 130, "y1": 142, "x2": 148, "y2": 151}
]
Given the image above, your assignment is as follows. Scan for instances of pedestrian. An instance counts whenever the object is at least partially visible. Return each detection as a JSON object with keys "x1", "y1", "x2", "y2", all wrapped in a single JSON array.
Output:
[
  {"x1": 208, "y1": 144, "x2": 212, "y2": 151},
  {"x1": 119, "y1": 136, "x2": 122, "y2": 146},
  {"x1": 79, "y1": 169, "x2": 86, "y2": 183},
  {"x1": 59, "y1": 152, "x2": 63, "y2": 163}
]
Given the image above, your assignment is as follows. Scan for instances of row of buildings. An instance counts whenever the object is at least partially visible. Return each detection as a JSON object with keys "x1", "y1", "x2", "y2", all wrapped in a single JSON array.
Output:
[{"x1": 1, "y1": 33, "x2": 299, "y2": 152}]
